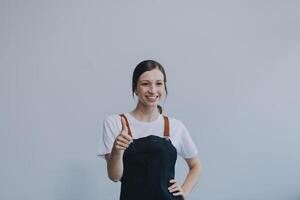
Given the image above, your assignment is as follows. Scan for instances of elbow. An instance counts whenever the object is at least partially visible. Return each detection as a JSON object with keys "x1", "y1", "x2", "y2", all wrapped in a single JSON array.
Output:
[
  {"x1": 105, "y1": 155, "x2": 123, "y2": 182},
  {"x1": 109, "y1": 176, "x2": 121, "y2": 182},
  {"x1": 108, "y1": 173, "x2": 122, "y2": 182},
  {"x1": 188, "y1": 157, "x2": 202, "y2": 176},
  {"x1": 194, "y1": 159, "x2": 202, "y2": 174}
]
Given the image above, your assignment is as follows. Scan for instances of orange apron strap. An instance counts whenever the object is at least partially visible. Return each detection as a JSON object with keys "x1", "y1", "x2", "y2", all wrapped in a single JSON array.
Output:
[
  {"x1": 163, "y1": 116, "x2": 170, "y2": 138},
  {"x1": 119, "y1": 114, "x2": 132, "y2": 137}
]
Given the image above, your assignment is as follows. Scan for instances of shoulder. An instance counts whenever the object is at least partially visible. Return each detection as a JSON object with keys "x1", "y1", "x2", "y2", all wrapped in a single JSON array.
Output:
[
  {"x1": 164, "y1": 115, "x2": 190, "y2": 138},
  {"x1": 102, "y1": 114, "x2": 123, "y2": 130},
  {"x1": 165, "y1": 115, "x2": 187, "y2": 130},
  {"x1": 165, "y1": 115, "x2": 198, "y2": 158},
  {"x1": 103, "y1": 114, "x2": 121, "y2": 123}
]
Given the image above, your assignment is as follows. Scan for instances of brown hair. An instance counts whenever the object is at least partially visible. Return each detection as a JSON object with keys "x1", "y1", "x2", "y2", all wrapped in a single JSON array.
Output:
[{"x1": 132, "y1": 60, "x2": 167, "y2": 114}]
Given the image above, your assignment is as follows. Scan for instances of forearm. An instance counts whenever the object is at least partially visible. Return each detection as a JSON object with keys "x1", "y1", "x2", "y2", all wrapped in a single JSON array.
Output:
[
  {"x1": 106, "y1": 148, "x2": 124, "y2": 182},
  {"x1": 181, "y1": 160, "x2": 201, "y2": 196}
]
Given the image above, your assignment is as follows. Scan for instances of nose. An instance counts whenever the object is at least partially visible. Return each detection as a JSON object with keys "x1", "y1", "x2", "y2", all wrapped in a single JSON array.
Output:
[{"x1": 149, "y1": 84, "x2": 157, "y2": 93}]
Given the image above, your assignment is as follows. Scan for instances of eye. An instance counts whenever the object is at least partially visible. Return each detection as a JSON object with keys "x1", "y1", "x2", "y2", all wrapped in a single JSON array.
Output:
[
  {"x1": 141, "y1": 83, "x2": 149, "y2": 86},
  {"x1": 156, "y1": 82, "x2": 163, "y2": 85}
]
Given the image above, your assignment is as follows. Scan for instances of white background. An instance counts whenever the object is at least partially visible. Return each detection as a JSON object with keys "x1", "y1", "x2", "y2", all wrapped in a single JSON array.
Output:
[{"x1": 1, "y1": 1, "x2": 300, "y2": 200}]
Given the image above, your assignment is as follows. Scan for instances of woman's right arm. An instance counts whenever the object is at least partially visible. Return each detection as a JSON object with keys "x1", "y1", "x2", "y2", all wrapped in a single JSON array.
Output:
[
  {"x1": 105, "y1": 117, "x2": 132, "y2": 182},
  {"x1": 105, "y1": 149, "x2": 124, "y2": 182}
]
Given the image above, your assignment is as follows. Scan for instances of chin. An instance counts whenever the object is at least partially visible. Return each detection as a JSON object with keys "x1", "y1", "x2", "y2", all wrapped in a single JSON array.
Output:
[
  {"x1": 140, "y1": 98, "x2": 161, "y2": 107},
  {"x1": 143, "y1": 102, "x2": 159, "y2": 108},
  {"x1": 145, "y1": 102, "x2": 158, "y2": 107}
]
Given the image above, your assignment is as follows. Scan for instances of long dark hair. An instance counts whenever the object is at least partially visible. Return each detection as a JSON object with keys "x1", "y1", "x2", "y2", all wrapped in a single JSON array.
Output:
[{"x1": 132, "y1": 60, "x2": 167, "y2": 114}]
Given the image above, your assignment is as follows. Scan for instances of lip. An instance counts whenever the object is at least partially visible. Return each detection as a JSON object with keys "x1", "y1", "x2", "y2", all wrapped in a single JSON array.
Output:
[
  {"x1": 145, "y1": 95, "x2": 159, "y2": 102},
  {"x1": 146, "y1": 96, "x2": 158, "y2": 98},
  {"x1": 146, "y1": 96, "x2": 158, "y2": 99}
]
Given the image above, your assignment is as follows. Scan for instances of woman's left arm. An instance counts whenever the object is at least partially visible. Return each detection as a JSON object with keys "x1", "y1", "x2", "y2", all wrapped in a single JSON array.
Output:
[
  {"x1": 168, "y1": 156, "x2": 202, "y2": 199},
  {"x1": 182, "y1": 156, "x2": 202, "y2": 196}
]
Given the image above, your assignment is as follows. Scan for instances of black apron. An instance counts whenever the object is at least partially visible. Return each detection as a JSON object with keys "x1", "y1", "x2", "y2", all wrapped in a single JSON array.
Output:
[{"x1": 119, "y1": 114, "x2": 183, "y2": 200}]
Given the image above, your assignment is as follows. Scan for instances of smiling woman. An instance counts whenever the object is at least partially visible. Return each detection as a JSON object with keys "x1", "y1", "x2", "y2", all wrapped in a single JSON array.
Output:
[
  {"x1": 98, "y1": 60, "x2": 202, "y2": 200},
  {"x1": 133, "y1": 62, "x2": 166, "y2": 113},
  {"x1": 131, "y1": 60, "x2": 168, "y2": 114}
]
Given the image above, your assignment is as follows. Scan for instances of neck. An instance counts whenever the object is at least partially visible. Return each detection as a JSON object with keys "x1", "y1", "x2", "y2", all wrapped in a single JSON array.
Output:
[{"x1": 130, "y1": 102, "x2": 160, "y2": 122}]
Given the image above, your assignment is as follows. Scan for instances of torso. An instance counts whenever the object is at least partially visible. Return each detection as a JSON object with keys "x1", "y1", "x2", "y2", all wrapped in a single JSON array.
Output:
[{"x1": 119, "y1": 113, "x2": 183, "y2": 200}]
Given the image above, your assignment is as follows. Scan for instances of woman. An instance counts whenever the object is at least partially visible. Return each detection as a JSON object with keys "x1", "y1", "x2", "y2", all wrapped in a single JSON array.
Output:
[{"x1": 98, "y1": 60, "x2": 201, "y2": 200}]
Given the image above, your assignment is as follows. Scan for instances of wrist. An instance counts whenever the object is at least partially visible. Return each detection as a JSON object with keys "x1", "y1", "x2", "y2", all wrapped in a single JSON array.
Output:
[
  {"x1": 181, "y1": 186, "x2": 189, "y2": 198},
  {"x1": 111, "y1": 147, "x2": 124, "y2": 157}
]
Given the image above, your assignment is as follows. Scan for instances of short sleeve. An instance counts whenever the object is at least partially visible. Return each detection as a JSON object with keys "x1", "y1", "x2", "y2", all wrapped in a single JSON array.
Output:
[
  {"x1": 175, "y1": 120, "x2": 198, "y2": 159},
  {"x1": 97, "y1": 115, "x2": 121, "y2": 159}
]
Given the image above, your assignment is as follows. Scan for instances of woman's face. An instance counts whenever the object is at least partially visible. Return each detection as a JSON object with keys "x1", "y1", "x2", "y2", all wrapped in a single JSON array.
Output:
[{"x1": 135, "y1": 69, "x2": 166, "y2": 108}]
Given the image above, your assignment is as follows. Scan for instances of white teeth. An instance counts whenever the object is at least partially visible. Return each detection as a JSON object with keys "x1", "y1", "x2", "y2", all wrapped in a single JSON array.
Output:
[{"x1": 146, "y1": 96, "x2": 158, "y2": 101}]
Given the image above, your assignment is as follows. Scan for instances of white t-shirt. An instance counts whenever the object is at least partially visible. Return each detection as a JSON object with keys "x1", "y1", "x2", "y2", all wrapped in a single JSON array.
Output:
[{"x1": 98, "y1": 113, "x2": 198, "y2": 159}]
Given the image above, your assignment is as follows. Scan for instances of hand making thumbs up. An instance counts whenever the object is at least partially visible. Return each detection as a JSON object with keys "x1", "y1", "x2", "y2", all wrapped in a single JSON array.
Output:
[{"x1": 113, "y1": 116, "x2": 133, "y2": 151}]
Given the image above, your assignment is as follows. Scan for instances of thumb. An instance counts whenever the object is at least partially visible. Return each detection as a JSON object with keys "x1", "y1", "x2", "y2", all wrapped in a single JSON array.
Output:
[{"x1": 121, "y1": 116, "x2": 128, "y2": 132}]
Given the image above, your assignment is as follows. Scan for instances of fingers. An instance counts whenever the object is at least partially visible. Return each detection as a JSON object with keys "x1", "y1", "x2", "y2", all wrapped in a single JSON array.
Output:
[
  {"x1": 113, "y1": 116, "x2": 133, "y2": 151},
  {"x1": 168, "y1": 180, "x2": 179, "y2": 192},
  {"x1": 118, "y1": 134, "x2": 132, "y2": 146},
  {"x1": 114, "y1": 140, "x2": 129, "y2": 150},
  {"x1": 169, "y1": 179, "x2": 176, "y2": 184},
  {"x1": 168, "y1": 179, "x2": 185, "y2": 198},
  {"x1": 120, "y1": 116, "x2": 132, "y2": 142},
  {"x1": 120, "y1": 131, "x2": 132, "y2": 142},
  {"x1": 121, "y1": 116, "x2": 128, "y2": 132},
  {"x1": 114, "y1": 131, "x2": 132, "y2": 151},
  {"x1": 173, "y1": 191, "x2": 185, "y2": 197},
  {"x1": 115, "y1": 135, "x2": 132, "y2": 149}
]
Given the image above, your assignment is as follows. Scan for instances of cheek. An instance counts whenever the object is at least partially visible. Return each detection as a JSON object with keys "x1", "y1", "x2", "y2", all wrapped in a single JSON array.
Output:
[
  {"x1": 136, "y1": 86, "x2": 146, "y2": 95},
  {"x1": 138, "y1": 87, "x2": 146, "y2": 93},
  {"x1": 159, "y1": 88, "x2": 166, "y2": 95}
]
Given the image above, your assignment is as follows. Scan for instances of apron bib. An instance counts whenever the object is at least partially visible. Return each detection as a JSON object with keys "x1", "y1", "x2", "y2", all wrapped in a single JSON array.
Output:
[{"x1": 119, "y1": 114, "x2": 183, "y2": 200}]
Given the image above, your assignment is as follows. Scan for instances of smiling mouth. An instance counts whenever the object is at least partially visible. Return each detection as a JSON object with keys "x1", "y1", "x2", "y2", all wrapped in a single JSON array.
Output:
[{"x1": 146, "y1": 95, "x2": 159, "y2": 101}]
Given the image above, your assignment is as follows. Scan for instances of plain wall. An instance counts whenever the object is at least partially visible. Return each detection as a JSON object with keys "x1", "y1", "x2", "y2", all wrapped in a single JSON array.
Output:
[{"x1": 1, "y1": 1, "x2": 300, "y2": 200}]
